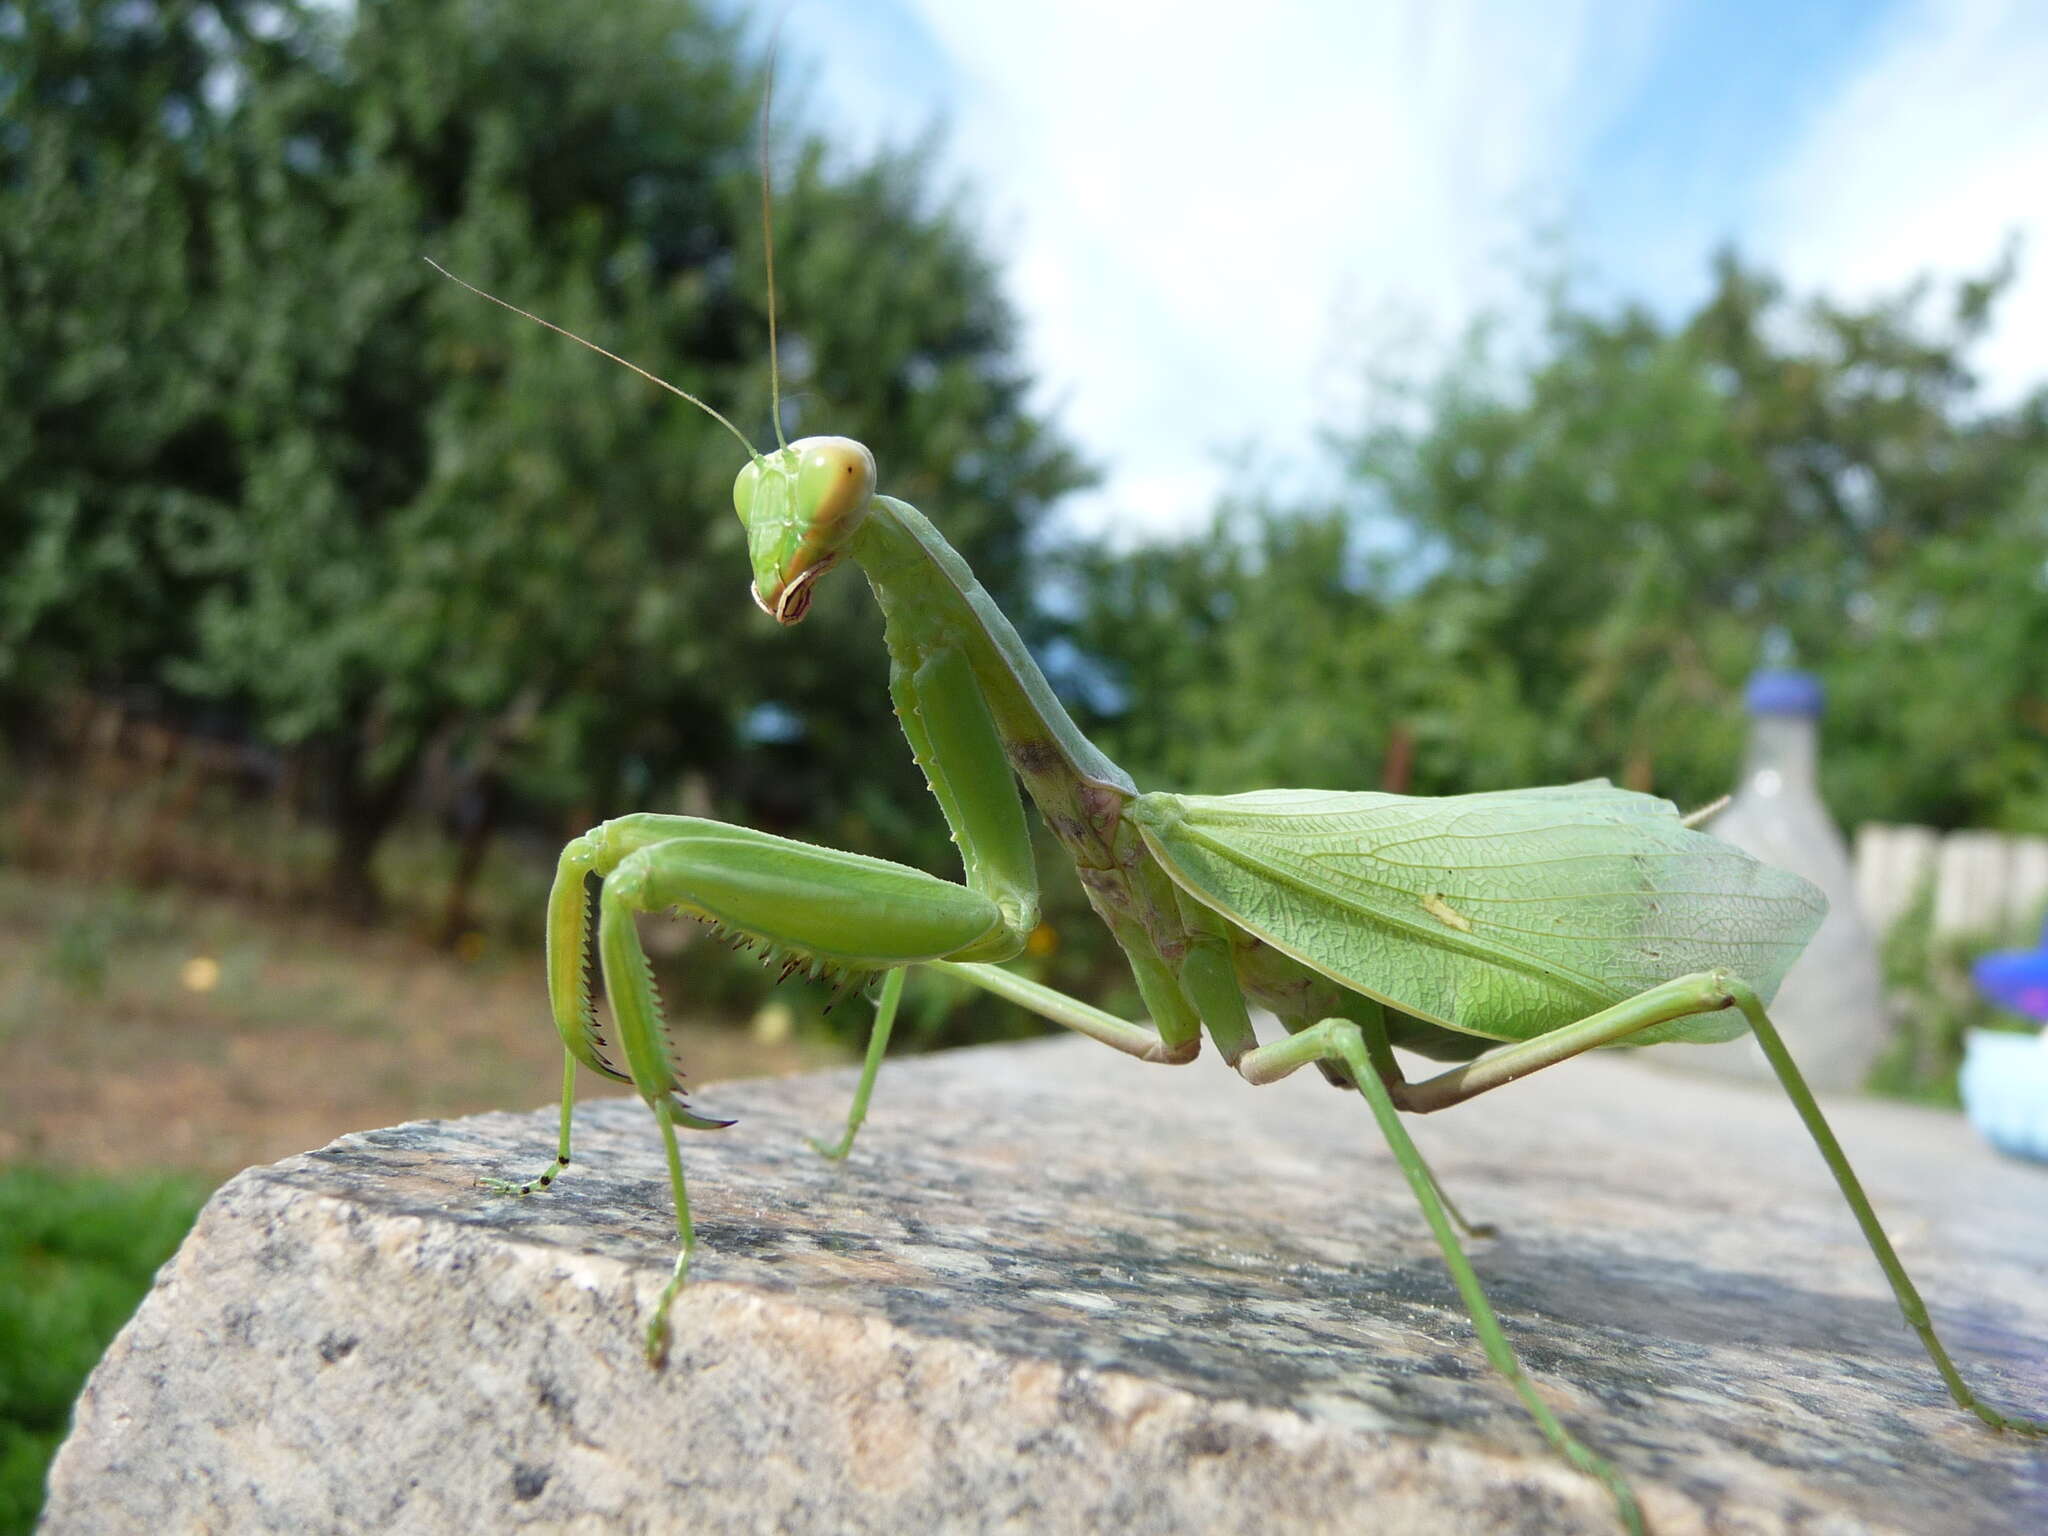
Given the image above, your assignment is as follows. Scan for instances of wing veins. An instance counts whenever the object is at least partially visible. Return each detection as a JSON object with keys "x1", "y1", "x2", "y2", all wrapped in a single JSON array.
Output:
[{"x1": 1179, "y1": 823, "x2": 1623, "y2": 1009}]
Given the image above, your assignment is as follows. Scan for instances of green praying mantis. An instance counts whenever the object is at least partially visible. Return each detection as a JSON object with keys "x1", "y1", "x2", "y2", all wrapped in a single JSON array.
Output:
[{"x1": 430, "y1": 132, "x2": 2046, "y2": 1536}]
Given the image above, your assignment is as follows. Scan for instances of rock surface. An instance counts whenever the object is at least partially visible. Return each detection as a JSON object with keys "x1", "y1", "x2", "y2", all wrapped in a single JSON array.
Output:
[{"x1": 43, "y1": 1034, "x2": 2048, "y2": 1534}]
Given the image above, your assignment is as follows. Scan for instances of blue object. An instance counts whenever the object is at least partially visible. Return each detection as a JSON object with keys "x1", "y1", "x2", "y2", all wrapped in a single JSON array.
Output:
[
  {"x1": 1744, "y1": 670, "x2": 1825, "y2": 717},
  {"x1": 1963, "y1": 921, "x2": 2048, "y2": 1165},
  {"x1": 1960, "y1": 1029, "x2": 2048, "y2": 1166},
  {"x1": 1971, "y1": 918, "x2": 2048, "y2": 1020}
]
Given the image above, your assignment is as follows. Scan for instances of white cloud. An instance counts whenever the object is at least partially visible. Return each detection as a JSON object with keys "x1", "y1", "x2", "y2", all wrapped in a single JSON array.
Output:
[
  {"x1": 799, "y1": 1, "x2": 1673, "y2": 540},
  {"x1": 1764, "y1": 0, "x2": 2048, "y2": 401},
  {"x1": 786, "y1": 3, "x2": 2048, "y2": 541}
]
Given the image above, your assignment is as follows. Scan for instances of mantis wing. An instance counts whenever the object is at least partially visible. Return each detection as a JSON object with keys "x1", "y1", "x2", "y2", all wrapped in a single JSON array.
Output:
[{"x1": 1128, "y1": 780, "x2": 1825, "y2": 1046}]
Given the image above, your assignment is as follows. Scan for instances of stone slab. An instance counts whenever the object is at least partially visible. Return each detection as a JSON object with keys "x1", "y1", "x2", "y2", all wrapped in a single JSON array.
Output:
[{"x1": 42, "y1": 1036, "x2": 2048, "y2": 1533}]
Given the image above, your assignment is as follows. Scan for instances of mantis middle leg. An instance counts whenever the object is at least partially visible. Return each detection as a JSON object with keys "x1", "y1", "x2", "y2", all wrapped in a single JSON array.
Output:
[{"x1": 809, "y1": 959, "x2": 1202, "y2": 1159}]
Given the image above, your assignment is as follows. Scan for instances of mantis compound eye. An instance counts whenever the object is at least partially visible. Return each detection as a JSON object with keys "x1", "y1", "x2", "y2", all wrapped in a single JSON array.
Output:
[
  {"x1": 794, "y1": 437, "x2": 876, "y2": 541},
  {"x1": 735, "y1": 436, "x2": 877, "y2": 626}
]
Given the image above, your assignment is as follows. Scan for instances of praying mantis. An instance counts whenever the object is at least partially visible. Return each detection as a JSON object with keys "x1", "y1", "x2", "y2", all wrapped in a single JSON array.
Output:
[{"x1": 432, "y1": 128, "x2": 2047, "y2": 1536}]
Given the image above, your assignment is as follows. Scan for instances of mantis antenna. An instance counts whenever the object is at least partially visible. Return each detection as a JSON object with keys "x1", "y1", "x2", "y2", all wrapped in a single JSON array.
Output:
[
  {"x1": 758, "y1": 38, "x2": 788, "y2": 450},
  {"x1": 1679, "y1": 794, "x2": 1731, "y2": 828},
  {"x1": 422, "y1": 257, "x2": 761, "y2": 461}
]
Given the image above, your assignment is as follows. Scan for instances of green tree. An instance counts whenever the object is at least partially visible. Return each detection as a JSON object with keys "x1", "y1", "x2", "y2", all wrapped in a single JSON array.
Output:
[
  {"x1": 1052, "y1": 499, "x2": 1543, "y2": 797},
  {"x1": 1, "y1": 0, "x2": 1087, "y2": 917},
  {"x1": 0, "y1": 0, "x2": 283, "y2": 699},
  {"x1": 1061, "y1": 252, "x2": 2048, "y2": 834}
]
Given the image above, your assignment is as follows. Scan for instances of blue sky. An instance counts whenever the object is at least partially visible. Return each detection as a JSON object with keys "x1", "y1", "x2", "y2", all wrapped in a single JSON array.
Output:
[{"x1": 760, "y1": 1, "x2": 2048, "y2": 539}]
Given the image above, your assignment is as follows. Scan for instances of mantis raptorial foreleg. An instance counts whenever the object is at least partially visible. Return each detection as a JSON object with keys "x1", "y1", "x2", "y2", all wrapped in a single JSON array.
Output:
[
  {"x1": 485, "y1": 811, "x2": 1014, "y2": 1357},
  {"x1": 486, "y1": 808, "x2": 1216, "y2": 1352}
]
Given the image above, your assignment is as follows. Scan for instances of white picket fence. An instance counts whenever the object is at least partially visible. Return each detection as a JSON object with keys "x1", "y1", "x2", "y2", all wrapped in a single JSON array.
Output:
[{"x1": 1853, "y1": 824, "x2": 2048, "y2": 941}]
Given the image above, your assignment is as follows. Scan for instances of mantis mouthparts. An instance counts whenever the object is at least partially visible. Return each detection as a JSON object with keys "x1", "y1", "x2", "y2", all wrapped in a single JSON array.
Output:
[{"x1": 752, "y1": 558, "x2": 836, "y2": 625}]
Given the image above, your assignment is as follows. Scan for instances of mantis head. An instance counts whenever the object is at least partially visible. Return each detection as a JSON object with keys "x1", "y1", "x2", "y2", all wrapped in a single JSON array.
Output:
[
  {"x1": 420, "y1": 258, "x2": 877, "y2": 627},
  {"x1": 734, "y1": 436, "x2": 877, "y2": 624},
  {"x1": 430, "y1": 58, "x2": 871, "y2": 632}
]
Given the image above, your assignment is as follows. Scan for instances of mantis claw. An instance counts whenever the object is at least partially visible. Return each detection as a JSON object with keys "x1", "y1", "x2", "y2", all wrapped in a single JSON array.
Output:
[
  {"x1": 644, "y1": 1245, "x2": 692, "y2": 1368},
  {"x1": 669, "y1": 1095, "x2": 738, "y2": 1132},
  {"x1": 477, "y1": 1151, "x2": 572, "y2": 1199}
]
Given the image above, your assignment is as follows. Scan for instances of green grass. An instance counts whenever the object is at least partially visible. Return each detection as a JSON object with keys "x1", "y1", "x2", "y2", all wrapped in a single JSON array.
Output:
[{"x1": 0, "y1": 1168, "x2": 210, "y2": 1535}]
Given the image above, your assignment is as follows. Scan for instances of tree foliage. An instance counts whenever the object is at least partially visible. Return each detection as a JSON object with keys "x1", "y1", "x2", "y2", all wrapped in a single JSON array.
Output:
[
  {"x1": 8, "y1": 0, "x2": 2046, "y2": 942},
  {"x1": 1061, "y1": 254, "x2": 2048, "y2": 834},
  {"x1": 1, "y1": 0, "x2": 1087, "y2": 915}
]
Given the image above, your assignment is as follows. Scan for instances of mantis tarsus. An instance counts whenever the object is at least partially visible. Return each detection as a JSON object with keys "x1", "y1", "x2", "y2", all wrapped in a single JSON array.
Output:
[{"x1": 433, "y1": 145, "x2": 2045, "y2": 1536}]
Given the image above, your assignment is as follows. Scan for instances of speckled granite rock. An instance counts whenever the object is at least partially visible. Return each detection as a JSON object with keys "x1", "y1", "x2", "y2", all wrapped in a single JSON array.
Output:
[{"x1": 42, "y1": 1036, "x2": 2048, "y2": 1534}]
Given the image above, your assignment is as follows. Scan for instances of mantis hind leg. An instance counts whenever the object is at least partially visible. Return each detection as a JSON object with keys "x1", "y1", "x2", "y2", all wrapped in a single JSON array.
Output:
[
  {"x1": 1375, "y1": 972, "x2": 2048, "y2": 1439},
  {"x1": 1720, "y1": 977, "x2": 2046, "y2": 1439},
  {"x1": 1240, "y1": 1016, "x2": 1645, "y2": 1534}
]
